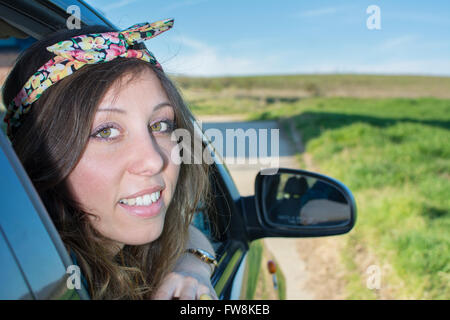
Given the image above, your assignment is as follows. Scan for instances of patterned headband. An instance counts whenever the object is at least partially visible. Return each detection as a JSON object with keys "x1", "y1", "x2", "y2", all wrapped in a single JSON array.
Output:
[{"x1": 3, "y1": 18, "x2": 174, "y2": 139}]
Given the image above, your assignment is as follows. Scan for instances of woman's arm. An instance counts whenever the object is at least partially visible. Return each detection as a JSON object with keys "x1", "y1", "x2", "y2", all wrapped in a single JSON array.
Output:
[
  {"x1": 152, "y1": 225, "x2": 218, "y2": 300},
  {"x1": 175, "y1": 224, "x2": 216, "y2": 275}
]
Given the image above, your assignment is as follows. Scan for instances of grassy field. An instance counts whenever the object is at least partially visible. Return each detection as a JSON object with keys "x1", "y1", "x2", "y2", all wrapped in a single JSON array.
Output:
[
  {"x1": 176, "y1": 74, "x2": 450, "y2": 299},
  {"x1": 175, "y1": 73, "x2": 450, "y2": 98},
  {"x1": 282, "y1": 97, "x2": 449, "y2": 299}
]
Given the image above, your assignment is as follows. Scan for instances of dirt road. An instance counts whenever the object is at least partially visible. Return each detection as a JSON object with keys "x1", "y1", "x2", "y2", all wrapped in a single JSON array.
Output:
[{"x1": 199, "y1": 115, "x2": 317, "y2": 299}]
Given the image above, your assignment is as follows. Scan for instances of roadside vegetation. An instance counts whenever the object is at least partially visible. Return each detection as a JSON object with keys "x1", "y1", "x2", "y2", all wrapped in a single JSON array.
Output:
[
  {"x1": 176, "y1": 74, "x2": 450, "y2": 299},
  {"x1": 244, "y1": 240, "x2": 286, "y2": 300}
]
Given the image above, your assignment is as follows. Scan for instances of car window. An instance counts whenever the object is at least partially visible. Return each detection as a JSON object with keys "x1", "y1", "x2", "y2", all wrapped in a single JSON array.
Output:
[
  {"x1": 191, "y1": 165, "x2": 231, "y2": 254},
  {"x1": 189, "y1": 159, "x2": 253, "y2": 299},
  {"x1": 0, "y1": 228, "x2": 33, "y2": 299},
  {"x1": 0, "y1": 131, "x2": 89, "y2": 299}
]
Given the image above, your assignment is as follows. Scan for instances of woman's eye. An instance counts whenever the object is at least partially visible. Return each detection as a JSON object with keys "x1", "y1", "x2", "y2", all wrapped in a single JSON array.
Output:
[
  {"x1": 95, "y1": 127, "x2": 120, "y2": 139},
  {"x1": 150, "y1": 120, "x2": 173, "y2": 133}
]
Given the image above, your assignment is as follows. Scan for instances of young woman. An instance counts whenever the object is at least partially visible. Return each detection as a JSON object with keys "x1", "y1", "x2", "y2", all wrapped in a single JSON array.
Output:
[{"x1": 1, "y1": 19, "x2": 217, "y2": 300}]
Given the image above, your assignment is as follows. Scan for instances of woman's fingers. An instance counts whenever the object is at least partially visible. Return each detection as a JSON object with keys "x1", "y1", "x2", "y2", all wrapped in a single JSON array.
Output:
[
  {"x1": 152, "y1": 272, "x2": 178, "y2": 300},
  {"x1": 176, "y1": 275, "x2": 216, "y2": 300},
  {"x1": 196, "y1": 283, "x2": 216, "y2": 300},
  {"x1": 152, "y1": 272, "x2": 218, "y2": 300},
  {"x1": 177, "y1": 276, "x2": 198, "y2": 300}
]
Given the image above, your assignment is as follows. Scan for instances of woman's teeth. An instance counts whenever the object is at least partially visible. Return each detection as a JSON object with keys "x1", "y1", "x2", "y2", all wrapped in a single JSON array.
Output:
[{"x1": 119, "y1": 191, "x2": 160, "y2": 206}]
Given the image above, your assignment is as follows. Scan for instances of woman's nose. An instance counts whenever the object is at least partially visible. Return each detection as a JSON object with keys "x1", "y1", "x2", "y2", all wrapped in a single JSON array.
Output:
[{"x1": 126, "y1": 133, "x2": 165, "y2": 176}]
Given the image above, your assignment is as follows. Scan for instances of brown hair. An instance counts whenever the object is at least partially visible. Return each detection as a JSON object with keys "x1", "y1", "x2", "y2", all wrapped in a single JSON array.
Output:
[{"x1": 2, "y1": 26, "x2": 211, "y2": 299}]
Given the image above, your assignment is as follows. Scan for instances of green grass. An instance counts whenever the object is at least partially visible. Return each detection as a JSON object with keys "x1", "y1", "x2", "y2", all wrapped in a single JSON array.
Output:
[
  {"x1": 174, "y1": 74, "x2": 450, "y2": 99},
  {"x1": 257, "y1": 97, "x2": 450, "y2": 299},
  {"x1": 176, "y1": 74, "x2": 450, "y2": 118}
]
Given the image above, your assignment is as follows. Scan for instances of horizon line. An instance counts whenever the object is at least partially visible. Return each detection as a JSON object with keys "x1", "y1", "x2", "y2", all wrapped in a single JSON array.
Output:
[{"x1": 169, "y1": 72, "x2": 450, "y2": 79}]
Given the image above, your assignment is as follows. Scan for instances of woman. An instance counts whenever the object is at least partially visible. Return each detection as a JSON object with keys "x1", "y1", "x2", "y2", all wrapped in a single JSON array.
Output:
[{"x1": 1, "y1": 19, "x2": 216, "y2": 299}]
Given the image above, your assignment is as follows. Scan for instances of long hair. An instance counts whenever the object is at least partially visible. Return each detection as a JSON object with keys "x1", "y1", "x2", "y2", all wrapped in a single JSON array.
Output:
[{"x1": 2, "y1": 26, "x2": 211, "y2": 299}]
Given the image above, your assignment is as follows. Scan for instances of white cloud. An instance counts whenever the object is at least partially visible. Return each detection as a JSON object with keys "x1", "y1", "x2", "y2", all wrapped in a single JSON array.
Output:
[
  {"x1": 171, "y1": 36, "x2": 211, "y2": 52},
  {"x1": 296, "y1": 7, "x2": 339, "y2": 18},
  {"x1": 164, "y1": 47, "x2": 450, "y2": 77},
  {"x1": 289, "y1": 59, "x2": 450, "y2": 77},
  {"x1": 162, "y1": 36, "x2": 275, "y2": 76},
  {"x1": 378, "y1": 35, "x2": 418, "y2": 51},
  {"x1": 156, "y1": 35, "x2": 450, "y2": 77}
]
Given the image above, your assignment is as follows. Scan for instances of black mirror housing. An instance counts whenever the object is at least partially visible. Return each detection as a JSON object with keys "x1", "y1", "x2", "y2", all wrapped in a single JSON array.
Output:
[{"x1": 246, "y1": 168, "x2": 357, "y2": 241}]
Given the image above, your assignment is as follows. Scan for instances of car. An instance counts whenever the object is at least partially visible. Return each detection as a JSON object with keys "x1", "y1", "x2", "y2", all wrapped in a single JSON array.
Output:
[{"x1": 0, "y1": 0, "x2": 356, "y2": 300}]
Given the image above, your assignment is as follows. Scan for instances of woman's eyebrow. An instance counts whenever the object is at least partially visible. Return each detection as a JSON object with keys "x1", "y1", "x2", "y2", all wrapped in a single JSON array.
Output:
[
  {"x1": 97, "y1": 102, "x2": 173, "y2": 114},
  {"x1": 97, "y1": 107, "x2": 126, "y2": 114},
  {"x1": 152, "y1": 102, "x2": 174, "y2": 113}
]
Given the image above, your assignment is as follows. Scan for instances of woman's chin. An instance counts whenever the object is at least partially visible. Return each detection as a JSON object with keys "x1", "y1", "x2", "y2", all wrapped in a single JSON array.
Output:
[
  {"x1": 95, "y1": 214, "x2": 166, "y2": 247},
  {"x1": 125, "y1": 232, "x2": 164, "y2": 246}
]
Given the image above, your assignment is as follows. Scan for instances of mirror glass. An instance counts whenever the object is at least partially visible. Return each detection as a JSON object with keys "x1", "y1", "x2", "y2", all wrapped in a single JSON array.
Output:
[{"x1": 262, "y1": 172, "x2": 351, "y2": 227}]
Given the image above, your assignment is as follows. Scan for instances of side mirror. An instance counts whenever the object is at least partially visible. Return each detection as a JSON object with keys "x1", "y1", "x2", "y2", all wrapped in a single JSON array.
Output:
[{"x1": 252, "y1": 168, "x2": 357, "y2": 238}]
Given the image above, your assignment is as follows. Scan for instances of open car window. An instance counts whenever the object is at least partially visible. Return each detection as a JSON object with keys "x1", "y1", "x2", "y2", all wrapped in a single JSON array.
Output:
[
  {"x1": 192, "y1": 165, "x2": 232, "y2": 255},
  {"x1": 0, "y1": 131, "x2": 90, "y2": 299}
]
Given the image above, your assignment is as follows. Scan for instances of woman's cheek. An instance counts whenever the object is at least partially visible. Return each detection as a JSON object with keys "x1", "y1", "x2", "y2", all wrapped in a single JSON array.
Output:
[
  {"x1": 155, "y1": 136, "x2": 178, "y2": 164},
  {"x1": 67, "y1": 150, "x2": 121, "y2": 212},
  {"x1": 162, "y1": 140, "x2": 181, "y2": 203}
]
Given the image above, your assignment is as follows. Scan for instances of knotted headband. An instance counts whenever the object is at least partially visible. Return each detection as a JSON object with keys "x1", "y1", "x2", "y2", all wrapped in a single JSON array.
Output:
[{"x1": 3, "y1": 18, "x2": 174, "y2": 138}]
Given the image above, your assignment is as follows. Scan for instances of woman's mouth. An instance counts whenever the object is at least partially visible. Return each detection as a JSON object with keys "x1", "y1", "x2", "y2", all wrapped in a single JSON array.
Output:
[
  {"x1": 118, "y1": 190, "x2": 164, "y2": 218},
  {"x1": 119, "y1": 190, "x2": 161, "y2": 206}
]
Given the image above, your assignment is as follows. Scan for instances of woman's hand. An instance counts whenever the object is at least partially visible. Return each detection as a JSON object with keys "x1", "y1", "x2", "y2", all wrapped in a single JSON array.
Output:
[
  {"x1": 152, "y1": 225, "x2": 218, "y2": 300},
  {"x1": 152, "y1": 269, "x2": 218, "y2": 300}
]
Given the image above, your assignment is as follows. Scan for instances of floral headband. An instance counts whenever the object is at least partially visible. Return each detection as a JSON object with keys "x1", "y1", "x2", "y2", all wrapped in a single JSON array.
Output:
[{"x1": 3, "y1": 18, "x2": 174, "y2": 139}]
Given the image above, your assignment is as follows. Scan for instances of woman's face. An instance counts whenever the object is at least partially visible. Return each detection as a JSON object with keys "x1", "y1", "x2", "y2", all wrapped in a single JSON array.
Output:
[{"x1": 66, "y1": 68, "x2": 180, "y2": 247}]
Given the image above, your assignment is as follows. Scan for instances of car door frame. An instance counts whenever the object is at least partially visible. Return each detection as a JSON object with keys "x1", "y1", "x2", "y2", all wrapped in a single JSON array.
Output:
[
  {"x1": 194, "y1": 120, "x2": 255, "y2": 300},
  {"x1": 0, "y1": 130, "x2": 91, "y2": 299}
]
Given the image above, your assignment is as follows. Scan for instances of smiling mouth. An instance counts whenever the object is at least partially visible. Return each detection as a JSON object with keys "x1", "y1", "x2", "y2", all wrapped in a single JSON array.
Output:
[
  {"x1": 118, "y1": 189, "x2": 164, "y2": 219},
  {"x1": 119, "y1": 190, "x2": 161, "y2": 206}
]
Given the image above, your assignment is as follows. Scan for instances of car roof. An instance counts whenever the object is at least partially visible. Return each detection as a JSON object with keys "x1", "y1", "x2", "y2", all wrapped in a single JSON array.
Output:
[{"x1": 0, "y1": 0, "x2": 116, "y2": 40}]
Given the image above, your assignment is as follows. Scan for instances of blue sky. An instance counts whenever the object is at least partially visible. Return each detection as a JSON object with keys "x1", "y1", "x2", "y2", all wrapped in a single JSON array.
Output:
[{"x1": 85, "y1": 0, "x2": 450, "y2": 77}]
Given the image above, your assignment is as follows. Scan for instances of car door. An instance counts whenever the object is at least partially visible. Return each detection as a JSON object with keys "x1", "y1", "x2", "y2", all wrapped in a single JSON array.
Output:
[{"x1": 0, "y1": 131, "x2": 90, "y2": 299}]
